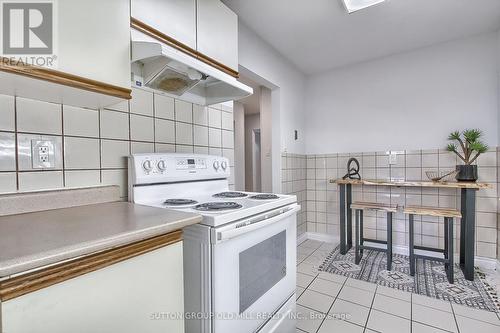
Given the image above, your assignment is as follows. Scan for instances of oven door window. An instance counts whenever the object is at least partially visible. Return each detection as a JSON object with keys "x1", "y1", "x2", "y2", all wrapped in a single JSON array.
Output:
[{"x1": 239, "y1": 230, "x2": 287, "y2": 314}]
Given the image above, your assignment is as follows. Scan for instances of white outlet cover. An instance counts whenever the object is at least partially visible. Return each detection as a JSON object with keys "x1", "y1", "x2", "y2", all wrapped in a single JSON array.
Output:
[{"x1": 31, "y1": 139, "x2": 56, "y2": 169}]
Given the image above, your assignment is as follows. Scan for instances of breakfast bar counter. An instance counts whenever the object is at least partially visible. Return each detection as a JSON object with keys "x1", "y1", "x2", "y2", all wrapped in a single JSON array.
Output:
[{"x1": 330, "y1": 178, "x2": 492, "y2": 281}]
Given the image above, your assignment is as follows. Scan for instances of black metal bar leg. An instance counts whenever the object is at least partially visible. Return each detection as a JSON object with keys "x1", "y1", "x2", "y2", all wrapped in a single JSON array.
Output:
[
  {"x1": 463, "y1": 189, "x2": 476, "y2": 281},
  {"x1": 447, "y1": 217, "x2": 454, "y2": 284},
  {"x1": 360, "y1": 210, "x2": 364, "y2": 256},
  {"x1": 346, "y1": 184, "x2": 353, "y2": 251},
  {"x1": 409, "y1": 214, "x2": 415, "y2": 276},
  {"x1": 444, "y1": 216, "x2": 449, "y2": 271},
  {"x1": 339, "y1": 184, "x2": 346, "y2": 254},
  {"x1": 355, "y1": 210, "x2": 360, "y2": 264},
  {"x1": 460, "y1": 188, "x2": 466, "y2": 268},
  {"x1": 387, "y1": 212, "x2": 393, "y2": 271}
]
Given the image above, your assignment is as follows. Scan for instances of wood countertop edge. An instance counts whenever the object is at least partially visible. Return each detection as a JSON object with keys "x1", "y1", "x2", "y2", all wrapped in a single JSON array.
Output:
[
  {"x1": 0, "y1": 227, "x2": 190, "y2": 301},
  {"x1": 330, "y1": 178, "x2": 491, "y2": 189}
]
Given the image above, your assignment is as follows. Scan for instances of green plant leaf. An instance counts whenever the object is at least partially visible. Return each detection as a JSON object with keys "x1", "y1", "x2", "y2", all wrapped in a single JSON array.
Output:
[
  {"x1": 448, "y1": 131, "x2": 461, "y2": 141},
  {"x1": 463, "y1": 129, "x2": 482, "y2": 143},
  {"x1": 446, "y1": 143, "x2": 457, "y2": 152},
  {"x1": 469, "y1": 141, "x2": 488, "y2": 154}
]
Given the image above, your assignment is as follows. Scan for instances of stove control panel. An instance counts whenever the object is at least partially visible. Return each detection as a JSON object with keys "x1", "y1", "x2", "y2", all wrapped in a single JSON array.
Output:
[{"x1": 130, "y1": 153, "x2": 230, "y2": 185}]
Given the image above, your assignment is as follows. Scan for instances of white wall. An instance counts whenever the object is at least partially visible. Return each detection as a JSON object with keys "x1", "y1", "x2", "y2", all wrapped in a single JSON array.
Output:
[
  {"x1": 238, "y1": 22, "x2": 306, "y2": 192},
  {"x1": 305, "y1": 32, "x2": 499, "y2": 154},
  {"x1": 244, "y1": 113, "x2": 260, "y2": 191},
  {"x1": 260, "y1": 87, "x2": 273, "y2": 192}
]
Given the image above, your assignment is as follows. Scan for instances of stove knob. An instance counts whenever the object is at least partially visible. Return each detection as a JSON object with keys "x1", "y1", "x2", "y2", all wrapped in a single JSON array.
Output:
[
  {"x1": 221, "y1": 161, "x2": 228, "y2": 170},
  {"x1": 157, "y1": 160, "x2": 167, "y2": 171},
  {"x1": 142, "y1": 160, "x2": 153, "y2": 172},
  {"x1": 213, "y1": 161, "x2": 220, "y2": 170}
]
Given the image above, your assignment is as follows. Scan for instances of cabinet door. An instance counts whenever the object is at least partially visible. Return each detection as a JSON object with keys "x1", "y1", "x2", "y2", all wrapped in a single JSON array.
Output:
[
  {"x1": 132, "y1": 0, "x2": 197, "y2": 50},
  {"x1": 58, "y1": 0, "x2": 131, "y2": 89},
  {"x1": 1, "y1": 242, "x2": 185, "y2": 333},
  {"x1": 197, "y1": 0, "x2": 239, "y2": 72}
]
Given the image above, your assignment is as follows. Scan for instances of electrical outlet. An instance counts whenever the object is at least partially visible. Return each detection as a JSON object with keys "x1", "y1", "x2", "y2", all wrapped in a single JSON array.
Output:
[
  {"x1": 32, "y1": 140, "x2": 56, "y2": 169},
  {"x1": 389, "y1": 152, "x2": 397, "y2": 165}
]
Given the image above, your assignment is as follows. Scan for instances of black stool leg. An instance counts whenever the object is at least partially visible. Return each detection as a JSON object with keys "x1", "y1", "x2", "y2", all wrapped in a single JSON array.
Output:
[
  {"x1": 446, "y1": 217, "x2": 454, "y2": 284},
  {"x1": 355, "y1": 210, "x2": 361, "y2": 264},
  {"x1": 409, "y1": 214, "x2": 415, "y2": 276},
  {"x1": 360, "y1": 210, "x2": 364, "y2": 256},
  {"x1": 387, "y1": 212, "x2": 393, "y2": 271},
  {"x1": 444, "y1": 217, "x2": 449, "y2": 271}
]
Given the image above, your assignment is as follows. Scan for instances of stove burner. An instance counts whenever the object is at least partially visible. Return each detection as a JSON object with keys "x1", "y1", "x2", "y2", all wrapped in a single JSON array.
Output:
[
  {"x1": 164, "y1": 199, "x2": 198, "y2": 206},
  {"x1": 213, "y1": 192, "x2": 248, "y2": 198},
  {"x1": 195, "y1": 202, "x2": 243, "y2": 211},
  {"x1": 249, "y1": 194, "x2": 280, "y2": 200}
]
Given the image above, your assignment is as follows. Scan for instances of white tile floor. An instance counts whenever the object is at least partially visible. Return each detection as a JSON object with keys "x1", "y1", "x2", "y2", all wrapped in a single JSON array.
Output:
[{"x1": 296, "y1": 239, "x2": 500, "y2": 333}]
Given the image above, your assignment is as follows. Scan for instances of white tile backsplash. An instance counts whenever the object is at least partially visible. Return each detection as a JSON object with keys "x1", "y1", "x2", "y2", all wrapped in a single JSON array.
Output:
[
  {"x1": 101, "y1": 140, "x2": 129, "y2": 169},
  {"x1": 175, "y1": 122, "x2": 193, "y2": 145},
  {"x1": 0, "y1": 172, "x2": 16, "y2": 193},
  {"x1": 221, "y1": 111, "x2": 233, "y2": 130},
  {"x1": 154, "y1": 94, "x2": 175, "y2": 120},
  {"x1": 155, "y1": 118, "x2": 175, "y2": 143},
  {"x1": 208, "y1": 107, "x2": 222, "y2": 128},
  {"x1": 0, "y1": 95, "x2": 15, "y2": 131},
  {"x1": 17, "y1": 98, "x2": 62, "y2": 135},
  {"x1": 209, "y1": 128, "x2": 222, "y2": 147},
  {"x1": 175, "y1": 100, "x2": 193, "y2": 123},
  {"x1": 63, "y1": 106, "x2": 99, "y2": 138},
  {"x1": 0, "y1": 132, "x2": 16, "y2": 171},
  {"x1": 194, "y1": 125, "x2": 209, "y2": 146},
  {"x1": 193, "y1": 105, "x2": 208, "y2": 125},
  {"x1": 130, "y1": 88, "x2": 153, "y2": 116},
  {"x1": 130, "y1": 114, "x2": 154, "y2": 142},
  {"x1": 65, "y1": 170, "x2": 101, "y2": 187},
  {"x1": 18, "y1": 171, "x2": 64, "y2": 191},
  {"x1": 100, "y1": 109, "x2": 129, "y2": 140},
  {"x1": 64, "y1": 137, "x2": 100, "y2": 169}
]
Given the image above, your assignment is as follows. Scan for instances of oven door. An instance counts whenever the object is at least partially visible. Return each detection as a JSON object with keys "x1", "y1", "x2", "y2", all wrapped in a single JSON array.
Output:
[{"x1": 212, "y1": 204, "x2": 299, "y2": 333}]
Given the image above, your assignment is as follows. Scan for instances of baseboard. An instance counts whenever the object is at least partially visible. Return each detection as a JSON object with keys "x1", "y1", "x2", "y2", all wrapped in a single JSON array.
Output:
[
  {"x1": 297, "y1": 233, "x2": 308, "y2": 245},
  {"x1": 302, "y1": 233, "x2": 499, "y2": 271}
]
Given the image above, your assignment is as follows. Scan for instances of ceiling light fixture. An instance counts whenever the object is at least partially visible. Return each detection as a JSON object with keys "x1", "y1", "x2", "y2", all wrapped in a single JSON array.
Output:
[{"x1": 342, "y1": 0, "x2": 386, "y2": 14}]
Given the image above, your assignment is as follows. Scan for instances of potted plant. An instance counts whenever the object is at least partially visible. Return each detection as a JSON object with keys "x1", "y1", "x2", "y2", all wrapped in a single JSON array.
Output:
[{"x1": 446, "y1": 129, "x2": 488, "y2": 181}]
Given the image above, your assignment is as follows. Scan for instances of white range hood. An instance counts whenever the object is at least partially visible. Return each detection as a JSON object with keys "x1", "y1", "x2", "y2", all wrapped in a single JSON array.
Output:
[{"x1": 131, "y1": 29, "x2": 253, "y2": 105}]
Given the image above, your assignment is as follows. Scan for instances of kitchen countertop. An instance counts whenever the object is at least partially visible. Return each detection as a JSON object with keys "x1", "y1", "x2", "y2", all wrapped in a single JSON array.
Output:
[{"x1": 0, "y1": 202, "x2": 202, "y2": 278}]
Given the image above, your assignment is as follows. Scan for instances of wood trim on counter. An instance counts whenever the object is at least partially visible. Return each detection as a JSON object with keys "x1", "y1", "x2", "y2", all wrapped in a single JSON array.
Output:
[
  {"x1": 0, "y1": 58, "x2": 132, "y2": 100},
  {"x1": 131, "y1": 17, "x2": 239, "y2": 78},
  {"x1": 0, "y1": 231, "x2": 182, "y2": 301}
]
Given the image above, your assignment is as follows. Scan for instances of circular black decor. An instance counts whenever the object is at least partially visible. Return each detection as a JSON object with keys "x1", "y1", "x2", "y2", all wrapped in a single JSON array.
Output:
[
  {"x1": 213, "y1": 192, "x2": 248, "y2": 198},
  {"x1": 249, "y1": 194, "x2": 280, "y2": 200},
  {"x1": 164, "y1": 199, "x2": 198, "y2": 206},
  {"x1": 195, "y1": 202, "x2": 243, "y2": 211}
]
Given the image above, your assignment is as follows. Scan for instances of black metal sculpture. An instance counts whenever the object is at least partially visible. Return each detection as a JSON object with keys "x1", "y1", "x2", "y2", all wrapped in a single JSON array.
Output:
[{"x1": 342, "y1": 158, "x2": 361, "y2": 180}]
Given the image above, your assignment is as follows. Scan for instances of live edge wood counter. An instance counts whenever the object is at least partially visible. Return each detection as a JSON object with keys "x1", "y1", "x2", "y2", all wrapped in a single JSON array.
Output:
[
  {"x1": 331, "y1": 178, "x2": 491, "y2": 281},
  {"x1": 0, "y1": 202, "x2": 202, "y2": 301}
]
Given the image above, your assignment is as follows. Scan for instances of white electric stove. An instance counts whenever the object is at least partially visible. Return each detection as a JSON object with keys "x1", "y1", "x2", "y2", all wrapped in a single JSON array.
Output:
[{"x1": 129, "y1": 153, "x2": 299, "y2": 333}]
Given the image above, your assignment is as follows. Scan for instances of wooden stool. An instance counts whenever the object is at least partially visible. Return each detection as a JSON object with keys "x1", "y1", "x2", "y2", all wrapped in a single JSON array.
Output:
[
  {"x1": 404, "y1": 206, "x2": 461, "y2": 284},
  {"x1": 351, "y1": 202, "x2": 398, "y2": 270}
]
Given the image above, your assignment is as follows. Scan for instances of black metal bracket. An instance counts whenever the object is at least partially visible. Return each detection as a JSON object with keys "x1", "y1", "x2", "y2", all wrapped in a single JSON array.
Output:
[{"x1": 342, "y1": 158, "x2": 361, "y2": 180}]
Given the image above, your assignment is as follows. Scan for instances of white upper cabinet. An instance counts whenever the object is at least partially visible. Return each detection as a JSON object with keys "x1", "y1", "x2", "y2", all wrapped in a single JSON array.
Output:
[
  {"x1": 197, "y1": 0, "x2": 239, "y2": 72},
  {"x1": 131, "y1": 0, "x2": 197, "y2": 50},
  {"x1": 58, "y1": 0, "x2": 131, "y2": 89}
]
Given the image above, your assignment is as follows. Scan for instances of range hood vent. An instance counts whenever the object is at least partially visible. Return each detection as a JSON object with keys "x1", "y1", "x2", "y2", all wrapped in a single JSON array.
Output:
[{"x1": 131, "y1": 30, "x2": 252, "y2": 105}]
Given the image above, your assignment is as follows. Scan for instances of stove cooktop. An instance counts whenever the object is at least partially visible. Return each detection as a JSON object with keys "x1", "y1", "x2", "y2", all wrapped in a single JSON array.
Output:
[
  {"x1": 194, "y1": 202, "x2": 243, "y2": 211},
  {"x1": 163, "y1": 199, "x2": 199, "y2": 206},
  {"x1": 213, "y1": 191, "x2": 248, "y2": 198}
]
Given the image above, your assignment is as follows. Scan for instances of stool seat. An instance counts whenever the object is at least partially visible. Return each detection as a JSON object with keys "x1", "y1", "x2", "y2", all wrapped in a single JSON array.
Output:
[
  {"x1": 351, "y1": 202, "x2": 398, "y2": 213},
  {"x1": 404, "y1": 206, "x2": 461, "y2": 218}
]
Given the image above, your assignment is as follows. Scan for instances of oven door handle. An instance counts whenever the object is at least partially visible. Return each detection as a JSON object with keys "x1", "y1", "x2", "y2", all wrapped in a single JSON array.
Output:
[{"x1": 216, "y1": 204, "x2": 301, "y2": 242}]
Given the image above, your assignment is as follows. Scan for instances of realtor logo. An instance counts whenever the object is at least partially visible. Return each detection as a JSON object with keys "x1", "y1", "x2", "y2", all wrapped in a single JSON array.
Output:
[{"x1": 2, "y1": 2, "x2": 53, "y2": 54}]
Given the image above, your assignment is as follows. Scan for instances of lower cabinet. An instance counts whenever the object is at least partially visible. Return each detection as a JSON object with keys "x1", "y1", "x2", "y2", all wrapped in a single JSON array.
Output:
[{"x1": 1, "y1": 241, "x2": 184, "y2": 333}]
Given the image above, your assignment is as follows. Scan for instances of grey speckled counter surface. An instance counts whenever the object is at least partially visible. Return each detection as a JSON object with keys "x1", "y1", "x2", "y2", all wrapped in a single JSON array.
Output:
[{"x1": 0, "y1": 202, "x2": 202, "y2": 278}]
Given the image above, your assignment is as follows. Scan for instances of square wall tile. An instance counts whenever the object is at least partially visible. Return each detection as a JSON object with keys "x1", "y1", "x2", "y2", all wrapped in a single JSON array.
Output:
[
  {"x1": 193, "y1": 105, "x2": 208, "y2": 125},
  {"x1": 65, "y1": 170, "x2": 100, "y2": 187},
  {"x1": 104, "y1": 99, "x2": 129, "y2": 113},
  {"x1": 155, "y1": 118, "x2": 175, "y2": 143},
  {"x1": 221, "y1": 111, "x2": 233, "y2": 130},
  {"x1": 221, "y1": 130, "x2": 234, "y2": 149},
  {"x1": 176, "y1": 122, "x2": 193, "y2": 145},
  {"x1": 0, "y1": 132, "x2": 16, "y2": 171},
  {"x1": 130, "y1": 114, "x2": 154, "y2": 142},
  {"x1": 0, "y1": 94, "x2": 15, "y2": 131},
  {"x1": 0, "y1": 172, "x2": 16, "y2": 193},
  {"x1": 131, "y1": 142, "x2": 154, "y2": 154},
  {"x1": 18, "y1": 171, "x2": 63, "y2": 191},
  {"x1": 17, "y1": 97, "x2": 62, "y2": 135},
  {"x1": 176, "y1": 145, "x2": 194, "y2": 153},
  {"x1": 63, "y1": 106, "x2": 99, "y2": 138},
  {"x1": 17, "y1": 134, "x2": 63, "y2": 171},
  {"x1": 64, "y1": 137, "x2": 100, "y2": 169},
  {"x1": 209, "y1": 128, "x2": 221, "y2": 147},
  {"x1": 155, "y1": 143, "x2": 175, "y2": 153},
  {"x1": 194, "y1": 125, "x2": 209, "y2": 146},
  {"x1": 194, "y1": 146, "x2": 209, "y2": 154},
  {"x1": 154, "y1": 93, "x2": 174, "y2": 120},
  {"x1": 101, "y1": 140, "x2": 129, "y2": 168},
  {"x1": 100, "y1": 109, "x2": 129, "y2": 140},
  {"x1": 130, "y1": 87, "x2": 153, "y2": 116},
  {"x1": 175, "y1": 100, "x2": 193, "y2": 123},
  {"x1": 208, "y1": 107, "x2": 222, "y2": 128}
]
